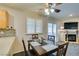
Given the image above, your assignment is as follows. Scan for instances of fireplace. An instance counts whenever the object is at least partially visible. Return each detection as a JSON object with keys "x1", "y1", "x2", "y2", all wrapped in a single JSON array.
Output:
[{"x1": 65, "y1": 34, "x2": 76, "y2": 42}]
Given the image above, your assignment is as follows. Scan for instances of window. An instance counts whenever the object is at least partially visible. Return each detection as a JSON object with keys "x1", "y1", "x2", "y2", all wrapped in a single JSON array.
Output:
[
  {"x1": 48, "y1": 23, "x2": 53, "y2": 35},
  {"x1": 27, "y1": 18, "x2": 42, "y2": 34},
  {"x1": 36, "y1": 20, "x2": 42, "y2": 33},
  {"x1": 27, "y1": 18, "x2": 35, "y2": 33},
  {"x1": 48, "y1": 23, "x2": 56, "y2": 35}
]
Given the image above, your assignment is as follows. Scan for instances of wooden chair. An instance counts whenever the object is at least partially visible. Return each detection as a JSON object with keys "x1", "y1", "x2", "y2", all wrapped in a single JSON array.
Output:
[
  {"x1": 32, "y1": 34, "x2": 38, "y2": 39},
  {"x1": 22, "y1": 40, "x2": 37, "y2": 56},
  {"x1": 48, "y1": 35, "x2": 55, "y2": 44},
  {"x1": 49, "y1": 42, "x2": 69, "y2": 56},
  {"x1": 56, "y1": 42, "x2": 69, "y2": 56},
  {"x1": 22, "y1": 40, "x2": 28, "y2": 56}
]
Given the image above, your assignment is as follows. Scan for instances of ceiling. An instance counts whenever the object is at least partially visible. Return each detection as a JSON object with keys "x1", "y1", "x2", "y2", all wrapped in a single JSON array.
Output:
[{"x1": 1, "y1": 3, "x2": 79, "y2": 19}]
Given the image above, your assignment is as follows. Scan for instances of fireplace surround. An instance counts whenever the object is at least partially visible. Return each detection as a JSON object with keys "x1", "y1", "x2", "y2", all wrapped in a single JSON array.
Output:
[{"x1": 65, "y1": 34, "x2": 76, "y2": 42}]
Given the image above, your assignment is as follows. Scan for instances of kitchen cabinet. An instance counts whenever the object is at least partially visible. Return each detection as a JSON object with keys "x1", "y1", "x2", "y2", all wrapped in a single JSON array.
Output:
[{"x1": 0, "y1": 10, "x2": 8, "y2": 29}]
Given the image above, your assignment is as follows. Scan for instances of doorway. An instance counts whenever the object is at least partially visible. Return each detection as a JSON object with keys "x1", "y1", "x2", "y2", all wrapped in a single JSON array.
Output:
[{"x1": 48, "y1": 23, "x2": 56, "y2": 41}]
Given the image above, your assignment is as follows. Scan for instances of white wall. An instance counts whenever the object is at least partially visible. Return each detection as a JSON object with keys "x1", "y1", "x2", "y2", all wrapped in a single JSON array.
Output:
[
  {"x1": 56, "y1": 17, "x2": 79, "y2": 42},
  {"x1": 0, "y1": 5, "x2": 63, "y2": 54},
  {"x1": 0, "y1": 5, "x2": 52, "y2": 54},
  {"x1": 0, "y1": 6, "x2": 28, "y2": 54}
]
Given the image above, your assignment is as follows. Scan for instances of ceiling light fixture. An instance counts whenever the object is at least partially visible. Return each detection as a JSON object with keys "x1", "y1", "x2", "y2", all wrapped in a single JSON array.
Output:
[
  {"x1": 44, "y1": 8, "x2": 56, "y2": 15},
  {"x1": 50, "y1": 9, "x2": 54, "y2": 13},
  {"x1": 44, "y1": 3, "x2": 61, "y2": 15},
  {"x1": 44, "y1": 9, "x2": 54, "y2": 15},
  {"x1": 44, "y1": 9, "x2": 49, "y2": 15},
  {"x1": 51, "y1": 3, "x2": 56, "y2": 8}
]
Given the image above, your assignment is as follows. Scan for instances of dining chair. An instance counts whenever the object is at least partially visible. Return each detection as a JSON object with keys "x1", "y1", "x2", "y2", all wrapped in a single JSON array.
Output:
[
  {"x1": 48, "y1": 35, "x2": 55, "y2": 44},
  {"x1": 32, "y1": 34, "x2": 39, "y2": 42},
  {"x1": 49, "y1": 42, "x2": 69, "y2": 56},
  {"x1": 22, "y1": 40, "x2": 28, "y2": 56},
  {"x1": 56, "y1": 42, "x2": 69, "y2": 56},
  {"x1": 32, "y1": 34, "x2": 38, "y2": 39},
  {"x1": 22, "y1": 40, "x2": 37, "y2": 56}
]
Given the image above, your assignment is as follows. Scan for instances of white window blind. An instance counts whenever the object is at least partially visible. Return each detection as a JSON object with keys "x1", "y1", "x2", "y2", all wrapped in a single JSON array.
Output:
[
  {"x1": 27, "y1": 18, "x2": 42, "y2": 34},
  {"x1": 36, "y1": 20, "x2": 42, "y2": 33},
  {"x1": 27, "y1": 18, "x2": 35, "y2": 33}
]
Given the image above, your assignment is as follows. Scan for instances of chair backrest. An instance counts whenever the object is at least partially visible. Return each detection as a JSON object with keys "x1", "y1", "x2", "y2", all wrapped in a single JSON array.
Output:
[
  {"x1": 32, "y1": 34, "x2": 38, "y2": 39},
  {"x1": 56, "y1": 42, "x2": 69, "y2": 56},
  {"x1": 48, "y1": 35, "x2": 55, "y2": 44},
  {"x1": 22, "y1": 40, "x2": 27, "y2": 56}
]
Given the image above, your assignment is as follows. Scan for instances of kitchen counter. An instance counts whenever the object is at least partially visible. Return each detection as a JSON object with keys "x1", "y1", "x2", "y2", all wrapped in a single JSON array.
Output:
[{"x1": 0, "y1": 36, "x2": 15, "y2": 55}]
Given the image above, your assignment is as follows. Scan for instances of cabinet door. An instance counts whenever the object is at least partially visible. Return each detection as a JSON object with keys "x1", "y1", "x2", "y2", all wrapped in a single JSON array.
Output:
[{"x1": 0, "y1": 10, "x2": 8, "y2": 29}]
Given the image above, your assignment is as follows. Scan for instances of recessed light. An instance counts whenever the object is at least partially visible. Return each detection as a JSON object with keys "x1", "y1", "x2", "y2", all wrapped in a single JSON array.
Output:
[{"x1": 69, "y1": 14, "x2": 73, "y2": 16}]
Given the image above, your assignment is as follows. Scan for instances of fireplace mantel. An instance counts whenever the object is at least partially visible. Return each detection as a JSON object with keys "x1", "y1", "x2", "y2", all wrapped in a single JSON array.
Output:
[{"x1": 59, "y1": 29, "x2": 79, "y2": 43}]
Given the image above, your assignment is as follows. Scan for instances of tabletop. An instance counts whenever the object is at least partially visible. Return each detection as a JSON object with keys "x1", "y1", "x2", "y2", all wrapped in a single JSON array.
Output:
[{"x1": 28, "y1": 40, "x2": 59, "y2": 56}]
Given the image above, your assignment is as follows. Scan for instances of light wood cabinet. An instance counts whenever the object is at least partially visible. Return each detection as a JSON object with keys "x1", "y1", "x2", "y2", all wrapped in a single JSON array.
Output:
[{"x1": 0, "y1": 10, "x2": 8, "y2": 29}]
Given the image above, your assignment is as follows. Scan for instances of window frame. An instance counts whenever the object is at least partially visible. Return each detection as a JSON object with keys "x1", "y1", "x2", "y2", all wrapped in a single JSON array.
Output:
[{"x1": 26, "y1": 18, "x2": 42, "y2": 34}]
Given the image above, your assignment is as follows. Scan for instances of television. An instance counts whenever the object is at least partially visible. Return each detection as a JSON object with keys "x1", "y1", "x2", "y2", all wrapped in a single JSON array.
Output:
[{"x1": 64, "y1": 22, "x2": 78, "y2": 29}]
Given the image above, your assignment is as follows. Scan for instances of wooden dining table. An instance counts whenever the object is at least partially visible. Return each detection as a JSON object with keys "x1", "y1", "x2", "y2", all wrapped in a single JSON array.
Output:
[{"x1": 28, "y1": 40, "x2": 67, "y2": 56}]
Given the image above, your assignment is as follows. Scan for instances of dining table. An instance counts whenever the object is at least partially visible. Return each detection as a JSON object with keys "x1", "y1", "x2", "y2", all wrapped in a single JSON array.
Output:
[{"x1": 28, "y1": 40, "x2": 67, "y2": 56}]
